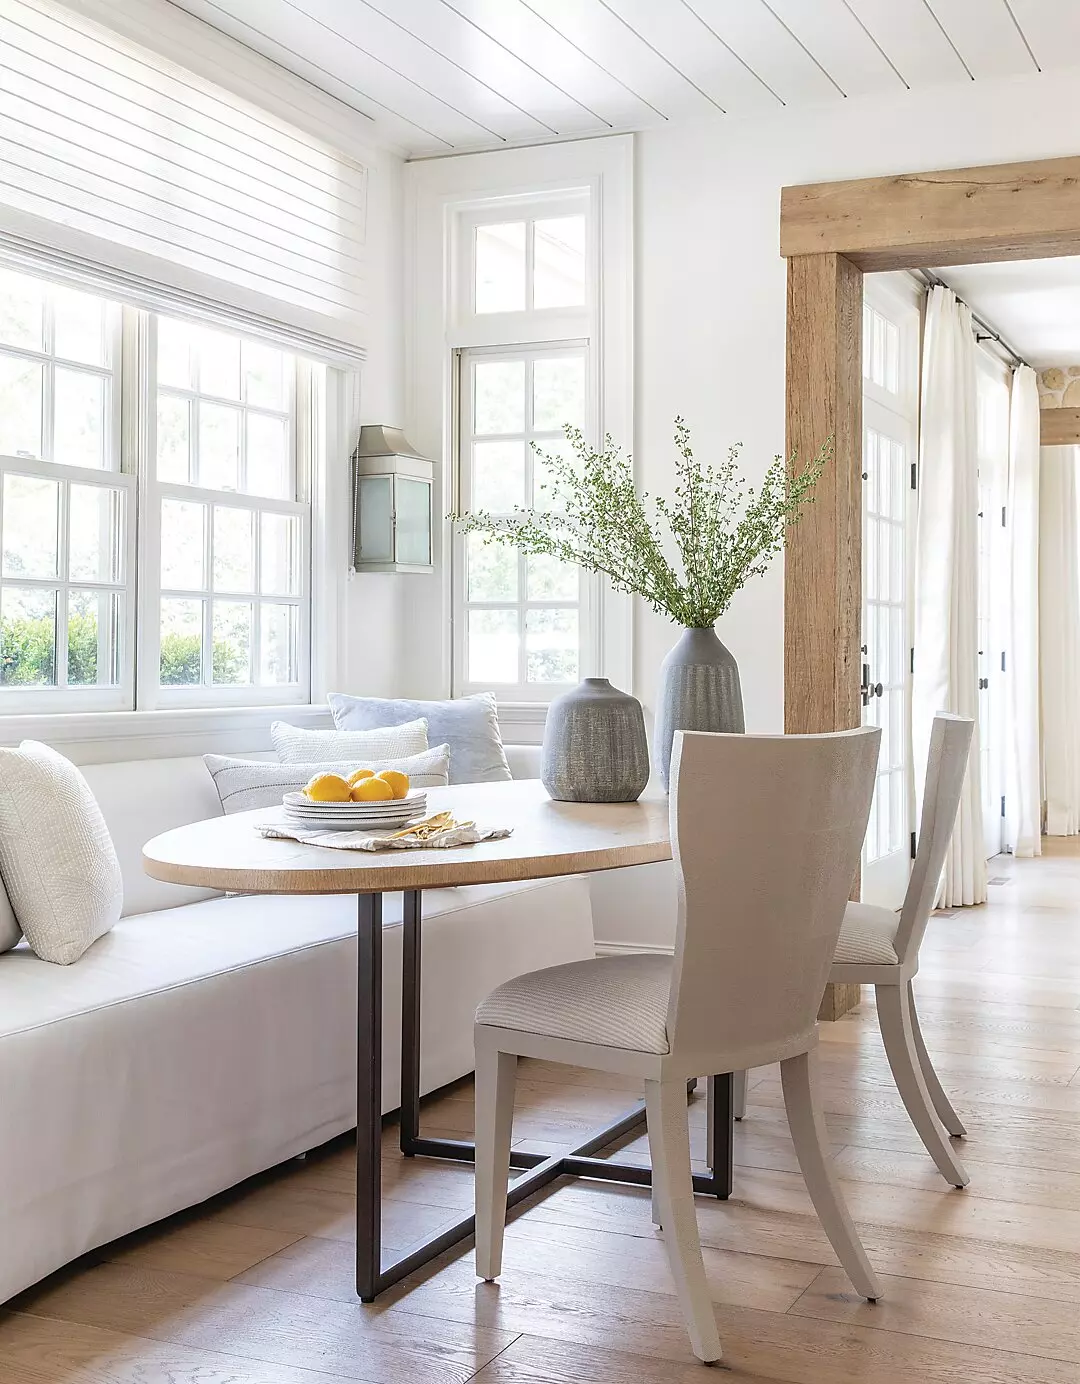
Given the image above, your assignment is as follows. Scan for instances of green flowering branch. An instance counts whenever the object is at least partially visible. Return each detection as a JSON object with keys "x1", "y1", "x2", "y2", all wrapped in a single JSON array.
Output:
[{"x1": 450, "y1": 418, "x2": 828, "y2": 629}]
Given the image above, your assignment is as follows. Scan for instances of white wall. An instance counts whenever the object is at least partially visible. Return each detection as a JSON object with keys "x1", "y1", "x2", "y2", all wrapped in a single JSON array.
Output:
[
  {"x1": 341, "y1": 151, "x2": 407, "y2": 700},
  {"x1": 593, "y1": 64, "x2": 1080, "y2": 951},
  {"x1": 632, "y1": 64, "x2": 1080, "y2": 746}
]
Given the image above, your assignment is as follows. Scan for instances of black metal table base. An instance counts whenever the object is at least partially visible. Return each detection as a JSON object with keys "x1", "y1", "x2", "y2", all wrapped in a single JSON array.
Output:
[{"x1": 355, "y1": 890, "x2": 734, "y2": 1301}]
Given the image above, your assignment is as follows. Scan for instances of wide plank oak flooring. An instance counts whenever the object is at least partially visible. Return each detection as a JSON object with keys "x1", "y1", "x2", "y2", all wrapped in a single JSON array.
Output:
[{"x1": 6, "y1": 844, "x2": 1080, "y2": 1380}]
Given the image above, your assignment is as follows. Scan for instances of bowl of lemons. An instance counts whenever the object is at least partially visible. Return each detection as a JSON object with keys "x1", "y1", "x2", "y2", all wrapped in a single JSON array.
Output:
[{"x1": 282, "y1": 769, "x2": 427, "y2": 830}]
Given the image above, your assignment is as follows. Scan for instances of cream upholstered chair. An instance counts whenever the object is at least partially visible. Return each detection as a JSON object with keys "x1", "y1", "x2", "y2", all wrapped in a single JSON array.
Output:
[
  {"x1": 473, "y1": 726, "x2": 882, "y2": 1364},
  {"x1": 731, "y1": 712, "x2": 974, "y2": 1189}
]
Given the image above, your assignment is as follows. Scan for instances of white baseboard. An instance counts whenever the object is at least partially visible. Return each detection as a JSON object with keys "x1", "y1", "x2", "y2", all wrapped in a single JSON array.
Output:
[{"x1": 595, "y1": 940, "x2": 675, "y2": 957}]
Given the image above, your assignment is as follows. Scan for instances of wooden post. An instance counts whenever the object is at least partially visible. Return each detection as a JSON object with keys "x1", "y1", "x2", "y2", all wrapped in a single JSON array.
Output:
[{"x1": 785, "y1": 251, "x2": 864, "y2": 1022}]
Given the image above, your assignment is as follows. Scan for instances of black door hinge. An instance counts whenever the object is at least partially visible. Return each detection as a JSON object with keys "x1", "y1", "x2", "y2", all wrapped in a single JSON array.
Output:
[
  {"x1": 910, "y1": 462, "x2": 917, "y2": 490},
  {"x1": 1002, "y1": 505, "x2": 1007, "y2": 527},
  {"x1": 1001, "y1": 795, "x2": 1006, "y2": 818},
  {"x1": 1001, "y1": 650, "x2": 1006, "y2": 672},
  {"x1": 910, "y1": 830, "x2": 917, "y2": 860},
  {"x1": 910, "y1": 647, "x2": 914, "y2": 675}
]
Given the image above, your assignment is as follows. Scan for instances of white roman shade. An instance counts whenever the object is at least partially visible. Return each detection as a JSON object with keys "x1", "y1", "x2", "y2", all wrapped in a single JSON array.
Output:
[{"x1": 0, "y1": 0, "x2": 369, "y2": 361}]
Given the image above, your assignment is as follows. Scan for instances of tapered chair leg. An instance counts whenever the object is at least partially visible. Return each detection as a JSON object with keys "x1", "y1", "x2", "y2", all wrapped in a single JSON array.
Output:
[
  {"x1": 907, "y1": 980, "x2": 966, "y2": 1137},
  {"x1": 876, "y1": 984, "x2": 969, "y2": 1188},
  {"x1": 474, "y1": 1043, "x2": 518, "y2": 1281},
  {"x1": 645, "y1": 1078, "x2": 722, "y2": 1363},
  {"x1": 780, "y1": 1049, "x2": 883, "y2": 1302},
  {"x1": 732, "y1": 1069, "x2": 748, "y2": 1121}
]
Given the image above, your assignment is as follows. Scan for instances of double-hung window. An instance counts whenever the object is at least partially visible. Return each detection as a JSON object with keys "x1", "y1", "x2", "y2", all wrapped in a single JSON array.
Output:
[
  {"x1": 0, "y1": 269, "x2": 131, "y2": 710},
  {"x1": 146, "y1": 316, "x2": 311, "y2": 707},
  {"x1": 452, "y1": 196, "x2": 595, "y2": 700},
  {"x1": 0, "y1": 262, "x2": 316, "y2": 715}
]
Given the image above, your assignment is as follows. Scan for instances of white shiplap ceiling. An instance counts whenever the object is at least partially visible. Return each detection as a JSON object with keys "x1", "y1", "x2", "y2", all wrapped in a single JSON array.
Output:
[
  {"x1": 166, "y1": 0, "x2": 1075, "y2": 157},
  {"x1": 932, "y1": 258, "x2": 1080, "y2": 371}
]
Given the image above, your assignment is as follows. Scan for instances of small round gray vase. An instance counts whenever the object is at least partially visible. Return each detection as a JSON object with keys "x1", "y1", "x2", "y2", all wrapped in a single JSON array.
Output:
[
  {"x1": 654, "y1": 627, "x2": 745, "y2": 789},
  {"x1": 541, "y1": 678, "x2": 650, "y2": 803}
]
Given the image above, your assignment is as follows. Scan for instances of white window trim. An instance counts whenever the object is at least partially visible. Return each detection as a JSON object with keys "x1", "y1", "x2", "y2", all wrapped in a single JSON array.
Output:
[{"x1": 405, "y1": 135, "x2": 634, "y2": 735}]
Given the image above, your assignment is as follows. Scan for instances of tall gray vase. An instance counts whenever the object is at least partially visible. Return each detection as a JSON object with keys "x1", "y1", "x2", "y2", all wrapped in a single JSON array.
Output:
[
  {"x1": 654, "y1": 627, "x2": 744, "y2": 789},
  {"x1": 542, "y1": 678, "x2": 650, "y2": 803}
]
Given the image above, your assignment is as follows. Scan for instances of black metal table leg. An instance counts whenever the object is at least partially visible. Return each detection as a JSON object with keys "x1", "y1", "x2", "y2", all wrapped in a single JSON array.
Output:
[
  {"x1": 400, "y1": 890, "x2": 422, "y2": 1155},
  {"x1": 355, "y1": 893, "x2": 383, "y2": 1302},
  {"x1": 706, "y1": 1073, "x2": 734, "y2": 1199}
]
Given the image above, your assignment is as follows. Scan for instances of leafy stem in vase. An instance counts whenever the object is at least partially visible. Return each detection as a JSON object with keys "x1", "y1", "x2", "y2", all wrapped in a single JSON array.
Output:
[{"x1": 449, "y1": 418, "x2": 829, "y2": 629}]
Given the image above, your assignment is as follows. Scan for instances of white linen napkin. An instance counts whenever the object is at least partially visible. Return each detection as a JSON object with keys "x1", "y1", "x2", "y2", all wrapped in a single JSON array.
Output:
[{"x1": 256, "y1": 821, "x2": 512, "y2": 851}]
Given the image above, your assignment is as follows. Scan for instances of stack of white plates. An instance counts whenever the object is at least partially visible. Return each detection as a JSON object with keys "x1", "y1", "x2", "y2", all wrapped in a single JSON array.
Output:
[{"x1": 282, "y1": 790, "x2": 427, "y2": 832}]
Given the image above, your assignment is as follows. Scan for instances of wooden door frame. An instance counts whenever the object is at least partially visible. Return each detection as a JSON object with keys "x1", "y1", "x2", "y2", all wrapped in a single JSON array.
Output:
[{"x1": 782, "y1": 154, "x2": 1080, "y2": 1018}]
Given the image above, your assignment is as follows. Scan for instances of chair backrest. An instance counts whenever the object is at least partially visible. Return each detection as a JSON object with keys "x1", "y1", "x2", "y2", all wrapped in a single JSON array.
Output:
[
  {"x1": 665, "y1": 727, "x2": 880, "y2": 1064},
  {"x1": 893, "y1": 713, "x2": 974, "y2": 964}
]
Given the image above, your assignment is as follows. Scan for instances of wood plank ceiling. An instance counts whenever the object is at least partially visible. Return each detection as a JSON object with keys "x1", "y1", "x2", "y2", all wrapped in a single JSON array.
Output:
[{"x1": 170, "y1": 0, "x2": 1073, "y2": 156}]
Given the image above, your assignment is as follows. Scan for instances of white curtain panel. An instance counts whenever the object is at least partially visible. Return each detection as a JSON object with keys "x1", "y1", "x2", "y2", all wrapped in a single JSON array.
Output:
[
  {"x1": 1005, "y1": 366, "x2": 1042, "y2": 856},
  {"x1": 913, "y1": 287, "x2": 986, "y2": 907},
  {"x1": 1039, "y1": 445, "x2": 1080, "y2": 836}
]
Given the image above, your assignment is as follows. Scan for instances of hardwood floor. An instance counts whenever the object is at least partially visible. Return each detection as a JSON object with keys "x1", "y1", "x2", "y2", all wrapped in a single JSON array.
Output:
[{"x1": 6, "y1": 845, "x2": 1080, "y2": 1381}]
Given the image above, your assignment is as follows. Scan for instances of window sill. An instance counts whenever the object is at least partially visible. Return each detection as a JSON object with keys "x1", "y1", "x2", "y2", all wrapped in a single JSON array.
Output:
[
  {"x1": 496, "y1": 700, "x2": 549, "y2": 745},
  {"x1": 0, "y1": 702, "x2": 334, "y2": 764}
]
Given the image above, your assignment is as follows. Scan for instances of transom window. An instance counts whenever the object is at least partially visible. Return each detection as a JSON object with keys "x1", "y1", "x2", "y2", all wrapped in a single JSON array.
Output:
[
  {"x1": 0, "y1": 263, "x2": 315, "y2": 713},
  {"x1": 473, "y1": 214, "x2": 587, "y2": 314}
]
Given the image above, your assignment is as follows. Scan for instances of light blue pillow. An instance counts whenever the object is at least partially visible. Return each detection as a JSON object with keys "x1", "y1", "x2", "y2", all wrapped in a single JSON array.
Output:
[{"x1": 328, "y1": 691, "x2": 511, "y2": 785}]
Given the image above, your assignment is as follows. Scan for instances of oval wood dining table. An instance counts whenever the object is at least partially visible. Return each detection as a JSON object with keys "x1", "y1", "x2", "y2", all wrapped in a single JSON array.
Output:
[{"x1": 142, "y1": 778, "x2": 737, "y2": 1302}]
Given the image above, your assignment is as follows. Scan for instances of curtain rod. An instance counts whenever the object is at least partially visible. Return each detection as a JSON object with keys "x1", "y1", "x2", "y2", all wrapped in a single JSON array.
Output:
[{"x1": 917, "y1": 269, "x2": 1029, "y2": 371}]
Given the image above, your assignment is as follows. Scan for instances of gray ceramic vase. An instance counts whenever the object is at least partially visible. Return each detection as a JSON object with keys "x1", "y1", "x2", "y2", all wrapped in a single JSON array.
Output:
[
  {"x1": 541, "y1": 678, "x2": 650, "y2": 803},
  {"x1": 654, "y1": 627, "x2": 744, "y2": 789}
]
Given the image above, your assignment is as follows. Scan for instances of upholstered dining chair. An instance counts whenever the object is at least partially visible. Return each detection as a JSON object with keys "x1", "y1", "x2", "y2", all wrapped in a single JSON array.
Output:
[
  {"x1": 472, "y1": 727, "x2": 882, "y2": 1364},
  {"x1": 731, "y1": 712, "x2": 975, "y2": 1189}
]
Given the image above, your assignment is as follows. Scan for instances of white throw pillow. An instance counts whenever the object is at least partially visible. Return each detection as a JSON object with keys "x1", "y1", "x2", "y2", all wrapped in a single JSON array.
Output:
[
  {"x1": 204, "y1": 745, "x2": 451, "y2": 814},
  {"x1": 0, "y1": 741, "x2": 123, "y2": 965},
  {"x1": 271, "y1": 717, "x2": 429, "y2": 766}
]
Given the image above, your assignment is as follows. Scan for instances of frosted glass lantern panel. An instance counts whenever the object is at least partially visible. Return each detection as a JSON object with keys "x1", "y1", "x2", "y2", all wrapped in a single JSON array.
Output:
[
  {"x1": 395, "y1": 477, "x2": 431, "y2": 566},
  {"x1": 357, "y1": 476, "x2": 393, "y2": 563}
]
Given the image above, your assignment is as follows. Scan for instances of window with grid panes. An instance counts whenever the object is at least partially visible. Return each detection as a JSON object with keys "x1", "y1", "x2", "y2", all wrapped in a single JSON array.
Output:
[
  {"x1": 149, "y1": 317, "x2": 310, "y2": 704},
  {"x1": 458, "y1": 345, "x2": 587, "y2": 693},
  {"x1": 0, "y1": 267, "x2": 131, "y2": 708},
  {"x1": 0, "y1": 262, "x2": 314, "y2": 713},
  {"x1": 452, "y1": 198, "x2": 593, "y2": 699}
]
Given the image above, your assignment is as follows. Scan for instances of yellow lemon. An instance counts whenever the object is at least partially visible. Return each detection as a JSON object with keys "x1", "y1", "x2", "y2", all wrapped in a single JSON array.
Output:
[
  {"x1": 346, "y1": 768, "x2": 375, "y2": 786},
  {"x1": 305, "y1": 773, "x2": 352, "y2": 803},
  {"x1": 351, "y1": 776, "x2": 394, "y2": 802},
  {"x1": 375, "y1": 769, "x2": 410, "y2": 800}
]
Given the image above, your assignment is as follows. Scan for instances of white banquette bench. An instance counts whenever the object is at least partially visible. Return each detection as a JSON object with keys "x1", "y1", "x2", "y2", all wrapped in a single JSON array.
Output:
[{"x1": 0, "y1": 745, "x2": 595, "y2": 1305}]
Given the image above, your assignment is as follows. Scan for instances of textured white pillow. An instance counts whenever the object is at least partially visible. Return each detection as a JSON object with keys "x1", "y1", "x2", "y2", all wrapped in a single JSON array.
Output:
[
  {"x1": 204, "y1": 745, "x2": 451, "y2": 813},
  {"x1": 0, "y1": 741, "x2": 123, "y2": 965},
  {"x1": 271, "y1": 717, "x2": 429, "y2": 765}
]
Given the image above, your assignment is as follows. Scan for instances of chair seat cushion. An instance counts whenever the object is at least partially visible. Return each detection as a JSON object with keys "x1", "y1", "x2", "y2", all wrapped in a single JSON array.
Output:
[
  {"x1": 476, "y1": 953, "x2": 672, "y2": 1053},
  {"x1": 834, "y1": 901, "x2": 900, "y2": 966}
]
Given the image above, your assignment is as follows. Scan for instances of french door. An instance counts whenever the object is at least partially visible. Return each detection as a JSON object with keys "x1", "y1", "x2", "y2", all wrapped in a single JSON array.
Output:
[
  {"x1": 860, "y1": 279, "x2": 919, "y2": 910},
  {"x1": 861, "y1": 399, "x2": 915, "y2": 906}
]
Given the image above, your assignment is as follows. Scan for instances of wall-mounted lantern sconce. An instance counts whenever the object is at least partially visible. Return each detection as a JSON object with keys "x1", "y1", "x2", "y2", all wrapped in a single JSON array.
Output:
[{"x1": 351, "y1": 425, "x2": 434, "y2": 573}]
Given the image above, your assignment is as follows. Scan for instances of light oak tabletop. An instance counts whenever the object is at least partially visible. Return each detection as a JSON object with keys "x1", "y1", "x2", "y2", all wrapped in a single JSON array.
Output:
[{"x1": 142, "y1": 778, "x2": 672, "y2": 895}]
